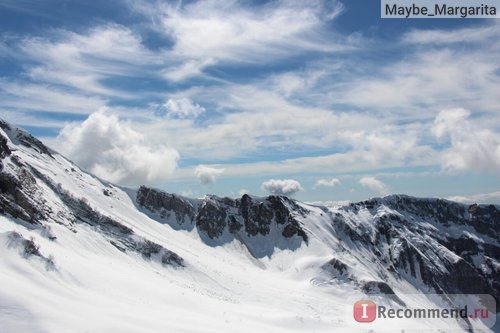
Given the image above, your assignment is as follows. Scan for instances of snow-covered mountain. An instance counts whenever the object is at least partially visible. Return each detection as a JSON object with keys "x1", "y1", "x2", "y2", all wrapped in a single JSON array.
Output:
[{"x1": 1, "y1": 119, "x2": 498, "y2": 332}]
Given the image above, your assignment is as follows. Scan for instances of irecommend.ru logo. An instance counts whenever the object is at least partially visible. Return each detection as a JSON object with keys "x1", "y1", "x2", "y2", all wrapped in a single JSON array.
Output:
[{"x1": 353, "y1": 300, "x2": 377, "y2": 322}]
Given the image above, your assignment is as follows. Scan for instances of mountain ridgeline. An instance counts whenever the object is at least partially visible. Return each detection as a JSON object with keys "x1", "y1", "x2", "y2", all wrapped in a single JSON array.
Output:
[
  {"x1": 135, "y1": 184, "x2": 499, "y2": 299},
  {"x1": 0, "y1": 118, "x2": 499, "y2": 329}
]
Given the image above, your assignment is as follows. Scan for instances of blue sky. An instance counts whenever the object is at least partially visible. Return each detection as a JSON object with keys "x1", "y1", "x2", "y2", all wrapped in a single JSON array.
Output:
[{"x1": 0, "y1": 0, "x2": 499, "y2": 203}]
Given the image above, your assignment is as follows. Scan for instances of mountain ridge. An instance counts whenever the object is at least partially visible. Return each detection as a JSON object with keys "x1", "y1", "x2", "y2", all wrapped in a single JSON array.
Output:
[{"x1": 0, "y1": 118, "x2": 499, "y2": 332}]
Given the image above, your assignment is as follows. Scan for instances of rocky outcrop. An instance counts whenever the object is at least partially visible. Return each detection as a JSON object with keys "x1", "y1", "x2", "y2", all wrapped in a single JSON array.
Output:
[
  {"x1": 336, "y1": 195, "x2": 500, "y2": 302},
  {"x1": 32, "y1": 171, "x2": 184, "y2": 268},
  {"x1": 196, "y1": 200, "x2": 228, "y2": 239},
  {"x1": 0, "y1": 157, "x2": 49, "y2": 225},
  {"x1": 0, "y1": 120, "x2": 53, "y2": 158},
  {"x1": 135, "y1": 240, "x2": 184, "y2": 266},
  {"x1": 6, "y1": 231, "x2": 56, "y2": 270},
  {"x1": 322, "y1": 258, "x2": 349, "y2": 278},
  {"x1": 239, "y1": 194, "x2": 308, "y2": 241},
  {"x1": 137, "y1": 186, "x2": 195, "y2": 225},
  {"x1": 136, "y1": 188, "x2": 309, "y2": 246},
  {"x1": 0, "y1": 132, "x2": 11, "y2": 160},
  {"x1": 468, "y1": 203, "x2": 500, "y2": 236}
]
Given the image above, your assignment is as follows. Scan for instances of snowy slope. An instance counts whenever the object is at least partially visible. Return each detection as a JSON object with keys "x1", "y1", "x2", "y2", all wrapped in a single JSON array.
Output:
[{"x1": 0, "y1": 119, "x2": 498, "y2": 332}]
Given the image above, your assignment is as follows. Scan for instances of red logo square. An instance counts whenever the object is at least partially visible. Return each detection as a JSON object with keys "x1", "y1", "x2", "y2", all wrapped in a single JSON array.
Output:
[{"x1": 353, "y1": 300, "x2": 377, "y2": 322}]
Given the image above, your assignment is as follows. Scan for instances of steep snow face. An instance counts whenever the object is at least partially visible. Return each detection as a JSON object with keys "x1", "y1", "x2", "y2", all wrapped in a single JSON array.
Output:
[{"x1": 0, "y1": 119, "x2": 499, "y2": 333}]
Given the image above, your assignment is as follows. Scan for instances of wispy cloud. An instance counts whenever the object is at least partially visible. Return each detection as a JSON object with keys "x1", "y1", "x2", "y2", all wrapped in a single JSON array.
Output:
[
  {"x1": 18, "y1": 24, "x2": 161, "y2": 97},
  {"x1": 129, "y1": 0, "x2": 349, "y2": 80},
  {"x1": 1, "y1": 1, "x2": 499, "y2": 201},
  {"x1": 0, "y1": 80, "x2": 106, "y2": 114},
  {"x1": 358, "y1": 177, "x2": 390, "y2": 196},
  {"x1": 403, "y1": 21, "x2": 500, "y2": 45},
  {"x1": 432, "y1": 108, "x2": 500, "y2": 173},
  {"x1": 447, "y1": 191, "x2": 500, "y2": 204}
]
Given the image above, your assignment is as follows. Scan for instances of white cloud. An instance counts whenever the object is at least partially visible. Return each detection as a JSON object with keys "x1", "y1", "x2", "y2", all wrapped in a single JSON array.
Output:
[
  {"x1": 358, "y1": 177, "x2": 389, "y2": 196},
  {"x1": 131, "y1": 0, "x2": 348, "y2": 80},
  {"x1": 171, "y1": 139, "x2": 437, "y2": 181},
  {"x1": 3, "y1": 3, "x2": 499, "y2": 204},
  {"x1": 18, "y1": 24, "x2": 160, "y2": 97},
  {"x1": 164, "y1": 1, "x2": 343, "y2": 57},
  {"x1": 0, "y1": 24, "x2": 167, "y2": 120},
  {"x1": 270, "y1": 68, "x2": 327, "y2": 97},
  {"x1": 194, "y1": 165, "x2": 225, "y2": 185},
  {"x1": 0, "y1": 80, "x2": 106, "y2": 115},
  {"x1": 336, "y1": 49, "x2": 500, "y2": 115},
  {"x1": 146, "y1": 84, "x2": 430, "y2": 162},
  {"x1": 238, "y1": 189, "x2": 249, "y2": 196},
  {"x1": 432, "y1": 109, "x2": 500, "y2": 173},
  {"x1": 57, "y1": 109, "x2": 179, "y2": 185},
  {"x1": 261, "y1": 179, "x2": 303, "y2": 196},
  {"x1": 164, "y1": 98, "x2": 205, "y2": 118},
  {"x1": 447, "y1": 191, "x2": 500, "y2": 204},
  {"x1": 306, "y1": 200, "x2": 351, "y2": 207},
  {"x1": 161, "y1": 58, "x2": 216, "y2": 82},
  {"x1": 315, "y1": 178, "x2": 341, "y2": 187},
  {"x1": 403, "y1": 22, "x2": 500, "y2": 45}
]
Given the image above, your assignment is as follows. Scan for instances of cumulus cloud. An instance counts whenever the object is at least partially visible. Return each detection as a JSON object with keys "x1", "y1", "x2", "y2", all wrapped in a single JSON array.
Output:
[
  {"x1": 261, "y1": 179, "x2": 303, "y2": 196},
  {"x1": 164, "y1": 98, "x2": 206, "y2": 118},
  {"x1": 358, "y1": 177, "x2": 389, "y2": 196},
  {"x1": 315, "y1": 178, "x2": 341, "y2": 188},
  {"x1": 432, "y1": 108, "x2": 500, "y2": 173},
  {"x1": 57, "y1": 109, "x2": 179, "y2": 185},
  {"x1": 194, "y1": 165, "x2": 225, "y2": 185}
]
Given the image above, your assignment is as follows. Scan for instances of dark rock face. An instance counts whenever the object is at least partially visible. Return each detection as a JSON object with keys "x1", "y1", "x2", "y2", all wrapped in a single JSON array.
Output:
[
  {"x1": 1, "y1": 126, "x2": 54, "y2": 224},
  {"x1": 239, "y1": 194, "x2": 274, "y2": 236},
  {"x1": 228, "y1": 215, "x2": 242, "y2": 233},
  {"x1": 0, "y1": 133, "x2": 11, "y2": 159},
  {"x1": 16, "y1": 130, "x2": 53, "y2": 158},
  {"x1": 137, "y1": 186, "x2": 195, "y2": 224},
  {"x1": 7, "y1": 231, "x2": 56, "y2": 270},
  {"x1": 237, "y1": 194, "x2": 308, "y2": 241},
  {"x1": 362, "y1": 281, "x2": 396, "y2": 295},
  {"x1": 0, "y1": 160, "x2": 49, "y2": 225},
  {"x1": 1, "y1": 120, "x2": 53, "y2": 158},
  {"x1": 468, "y1": 203, "x2": 500, "y2": 236},
  {"x1": 322, "y1": 258, "x2": 349, "y2": 278},
  {"x1": 136, "y1": 240, "x2": 184, "y2": 266},
  {"x1": 362, "y1": 281, "x2": 405, "y2": 306},
  {"x1": 337, "y1": 195, "x2": 500, "y2": 302},
  {"x1": 196, "y1": 201, "x2": 227, "y2": 239},
  {"x1": 136, "y1": 188, "x2": 309, "y2": 245}
]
